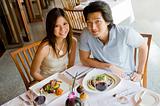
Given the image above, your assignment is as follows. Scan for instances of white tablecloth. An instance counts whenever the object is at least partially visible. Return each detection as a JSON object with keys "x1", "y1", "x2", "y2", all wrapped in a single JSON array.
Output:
[
  {"x1": 74, "y1": 0, "x2": 135, "y2": 25},
  {"x1": 48, "y1": 79, "x2": 140, "y2": 106},
  {"x1": 2, "y1": 65, "x2": 160, "y2": 106}
]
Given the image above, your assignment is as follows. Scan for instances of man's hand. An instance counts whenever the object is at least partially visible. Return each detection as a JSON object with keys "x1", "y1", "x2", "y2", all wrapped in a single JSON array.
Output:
[{"x1": 130, "y1": 72, "x2": 143, "y2": 82}]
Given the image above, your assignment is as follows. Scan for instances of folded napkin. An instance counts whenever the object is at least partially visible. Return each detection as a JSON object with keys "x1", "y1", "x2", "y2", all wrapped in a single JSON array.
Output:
[{"x1": 63, "y1": 64, "x2": 93, "y2": 79}]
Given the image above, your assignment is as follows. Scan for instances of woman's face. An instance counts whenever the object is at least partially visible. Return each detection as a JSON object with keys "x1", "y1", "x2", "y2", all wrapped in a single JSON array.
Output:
[
  {"x1": 54, "y1": 16, "x2": 70, "y2": 39},
  {"x1": 86, "y1": 12, "x2": 110, "y2": 38}
]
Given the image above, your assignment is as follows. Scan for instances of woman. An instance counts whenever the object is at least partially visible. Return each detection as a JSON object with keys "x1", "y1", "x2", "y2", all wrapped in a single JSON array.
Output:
[{"x1": 31, "y1": 8, "x2": 77, "y2": 81}]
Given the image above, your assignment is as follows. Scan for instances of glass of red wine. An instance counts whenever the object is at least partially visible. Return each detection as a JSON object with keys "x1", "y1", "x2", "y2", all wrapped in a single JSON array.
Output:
[
  {"x1": 34, "y1": 89, "x2": 46, "y2": 105},
  {"x1": 34, "y1": 95, "x2": 46, "y2": 105}
]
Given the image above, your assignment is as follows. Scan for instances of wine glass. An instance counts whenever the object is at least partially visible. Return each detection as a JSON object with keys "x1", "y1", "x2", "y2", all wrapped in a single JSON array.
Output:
[
  {"x1": 112, "y1": 89, "x2": 130, "y2": 104},
  {"x1": 34, "y1": 89, "x2": 46, "y2": 106},
  {"x1": 26, "y1": 90, "x2": 46, "y2": 106}
]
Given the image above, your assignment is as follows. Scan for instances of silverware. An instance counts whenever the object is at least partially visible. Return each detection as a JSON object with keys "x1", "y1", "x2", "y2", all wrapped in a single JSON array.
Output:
[
  {"x1": 26, "y1": 91, "x2": 37, "y2": 106},
  {"x1": 19, "y1": 96, "x2": 31, "y2": 105},
  {"x1": 77, "y1": 73, "x2": 87, "y2": 80},
  {"x1": 65, "y1": 70, "x2": 88, "y2": 79},
  {"x1": 113, "y1": 89, "x2": 128, "y2": 97},
  {"x1": 76, "y1": 71, "x2": 87, "y2": 79},
  {"x1": 77, "y1": 71, "x2": 86, "y2": 76},
  {"x1": 65, "y1": 71, "x2": 74, "y2": 78},
  {"x1": 124, "y1": 91, "x2": 137, "y2": 97},
  {"x1": 136, "y1": 90, "x2": 144, "y2": 105},
  {"x1": 113, "y1": 89, "x2": 137, "y2": 98}
]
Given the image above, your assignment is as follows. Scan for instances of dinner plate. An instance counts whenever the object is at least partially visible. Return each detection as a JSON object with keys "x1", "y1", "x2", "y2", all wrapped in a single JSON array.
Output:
[
  {"x1": 29, "y1": 73, "x2": 73, "y2": 104},
  {"x1": 134, "y1": 90, "x2": 160, "y2": 106},
  {"x1": 82, "y1": 68, "x2": 121, "y2": 93}
]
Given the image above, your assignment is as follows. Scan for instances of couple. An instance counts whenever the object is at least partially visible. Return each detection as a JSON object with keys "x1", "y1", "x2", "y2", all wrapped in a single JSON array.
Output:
[{"x1": 31, "y1": 1, "x2": 148, "y2": 82}]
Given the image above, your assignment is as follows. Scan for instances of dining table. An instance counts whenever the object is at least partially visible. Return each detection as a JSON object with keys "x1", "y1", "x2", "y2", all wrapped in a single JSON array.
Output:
[
  {"x1": 2, "y1": 64, "x2": 160, "y2": 106},
  {"x1": 74, "y1": 0, "x2": 135, "y2": 25}
]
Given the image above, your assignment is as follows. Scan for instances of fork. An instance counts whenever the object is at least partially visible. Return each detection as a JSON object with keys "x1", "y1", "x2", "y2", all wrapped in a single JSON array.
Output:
[
  {"x1": 19, "y1": 96, "x2": 31, "y2": 105},
  {"x1": 112, "y1": 89, "x2": 128, "y2": 97},
  {"x1": 26, "y1": 91, "x2": 38, "y2": 106},
  {"x1": 65, "y1": 70, "x2": 87, "y2": 79}
]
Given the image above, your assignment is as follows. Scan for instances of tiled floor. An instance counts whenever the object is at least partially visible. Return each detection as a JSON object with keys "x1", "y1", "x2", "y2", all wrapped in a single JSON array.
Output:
[{"x1": 1, "y1": 0, "x2": 160, "y2": 105}]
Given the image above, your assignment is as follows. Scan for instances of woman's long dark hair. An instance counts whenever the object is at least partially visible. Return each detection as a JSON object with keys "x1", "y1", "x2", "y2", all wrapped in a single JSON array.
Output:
[{"x1": 42, "y1": 8, "x2": 73, "y2": 55}]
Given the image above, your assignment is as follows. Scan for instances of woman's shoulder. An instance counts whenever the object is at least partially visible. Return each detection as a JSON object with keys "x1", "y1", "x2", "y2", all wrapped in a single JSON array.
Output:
[{"x1": 37, "y1": 41, "x2": 50, "y2": 53}]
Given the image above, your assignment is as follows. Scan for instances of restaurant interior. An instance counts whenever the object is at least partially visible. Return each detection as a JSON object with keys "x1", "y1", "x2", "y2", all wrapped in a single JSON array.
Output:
[{"x1": 0, "y1": 0, "x2": 160, "y2": 105}]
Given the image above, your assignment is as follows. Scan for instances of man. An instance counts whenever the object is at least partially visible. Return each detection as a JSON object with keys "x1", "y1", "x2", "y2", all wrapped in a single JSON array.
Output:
[{"x1": 79, "y1": 1, "x2": 148, "y2": 81}]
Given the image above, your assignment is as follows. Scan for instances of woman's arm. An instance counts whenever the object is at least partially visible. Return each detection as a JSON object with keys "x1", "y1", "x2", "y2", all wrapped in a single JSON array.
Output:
[
  {"x1": 68, "y1": 37, "x2": 77, "y2": 68},
  {"x1": 30, "y1": 43, "x2": 49, "y2": 81}
]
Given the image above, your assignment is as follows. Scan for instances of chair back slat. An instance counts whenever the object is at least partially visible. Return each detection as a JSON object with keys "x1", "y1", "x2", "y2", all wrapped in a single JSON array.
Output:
[
  {"x1": 22, "y1": 51, "x2": 31, "y2": 68},
  {"x1": 28, "y1": 49, "x2": 34, "y2": 60},
  {"x1": 10, "y1": 41, "x2": 41, "y2": 90},
  {"x1": 64, "y1": 8, "x2": 87, "y2": 34},
  {"x1": 17, "y1": 53, "x2": 32, "y2": 82},
  {"x1": 61, "y1": 0, "x2": 80, "y2": 9},
  {"x1": 12, "y1": 52, "x2": 30, "y2": 88},
  {"x1": 33, "y1": 46, "x2": 37, "y2": 53},
  {"x1": 134, "y1": 33, "x2": 152, "y2": 88}
]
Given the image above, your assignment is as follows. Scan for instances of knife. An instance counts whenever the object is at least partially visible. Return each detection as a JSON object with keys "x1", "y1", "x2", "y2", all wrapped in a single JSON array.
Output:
[
  {"x1": 65, "y1": 68, "x2": 92, "y2": 79},
  {"x1": 65, "y1": 71, "x2": 74, "y2": 78}
]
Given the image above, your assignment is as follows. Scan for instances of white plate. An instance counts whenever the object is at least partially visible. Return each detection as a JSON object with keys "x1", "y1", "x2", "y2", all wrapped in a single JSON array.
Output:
[
  {"x1": 82, "y1": 68, "x2": 121, "y2": 93},
  {"x1": 134, "y1": 90, "x2": 160, "y2": 106},
  {"x1": 29, "y1": 73, "x2": 73, "y2": 104}
]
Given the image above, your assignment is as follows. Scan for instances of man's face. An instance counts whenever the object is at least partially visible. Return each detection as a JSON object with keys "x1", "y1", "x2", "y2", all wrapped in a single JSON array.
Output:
[{"x1": 86, "y1": 12, "x2": 110, "y2": 37}]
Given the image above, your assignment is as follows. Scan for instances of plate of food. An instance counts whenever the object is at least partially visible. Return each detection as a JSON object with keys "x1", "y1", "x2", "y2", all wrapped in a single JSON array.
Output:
[
  {"x1": 29, "y1": 73, "x2": 74, "y2": 104},
  {"x1": 82, "y1": 69, "x2": 121, "y2": 93},
  {"x1": 134, "y1": 90, "x2": 160, "y2": 106}
]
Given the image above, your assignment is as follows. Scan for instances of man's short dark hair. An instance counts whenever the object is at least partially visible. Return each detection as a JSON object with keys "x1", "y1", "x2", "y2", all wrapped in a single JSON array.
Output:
[{"x1": 83, "y1": 1, "x2": 113, "y2": 25}]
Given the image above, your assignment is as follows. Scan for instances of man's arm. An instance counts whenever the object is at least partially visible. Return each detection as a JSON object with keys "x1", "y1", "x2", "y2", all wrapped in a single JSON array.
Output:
[
  {"x1": 79, "y1": 50, "x2": 126, "y2": 77},
  {"x1": 137, "y1": 40, "x2": 148, "y2": 74},
  {"x1": 130, "y1": 40, "x2": 148, "y2": 81},
  {"x1": 79, "y1": 50, "x2": 112, "y2": 69}
]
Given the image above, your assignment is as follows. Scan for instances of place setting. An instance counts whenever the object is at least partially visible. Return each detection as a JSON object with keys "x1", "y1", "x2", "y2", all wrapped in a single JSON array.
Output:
[
  {"x1": 132, "y1": 89, "x2": 160, "y2": 106},
  {"x1": 20, "y1": 68, "x2": 160, "y2": 106},
  {"x1": 13, "y1": 89, "x2": 46, "y2": 106},
  {"x1": 79, "y1": 68, "x2": 160, "y2": 106},
  {"x1": 29, "y1": 73, "x2": 77, "y2": 105},
  {"x1": 82, "y1": 68, "x2": 121, "y2": 93}
]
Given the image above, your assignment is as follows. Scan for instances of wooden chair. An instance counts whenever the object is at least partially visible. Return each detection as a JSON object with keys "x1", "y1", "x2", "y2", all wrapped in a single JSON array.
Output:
[
  {"x1": 60, "y1": 0, "x2": 80, "y2": 9},
  {"x1": 10, "y1": 41, "x2": 41, "y2": 90},
  {"x1": 135, "y1": 33, "x2": 152, "y2": 88},
  {"x1": 64, "y1": 8, "x2": 87, "y2": 35}
]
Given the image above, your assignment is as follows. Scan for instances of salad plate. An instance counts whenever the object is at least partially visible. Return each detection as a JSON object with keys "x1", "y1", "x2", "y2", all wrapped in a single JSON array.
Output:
[
  {"x1": 29, "y1": 73, "x2": 73, "y2": 104},
  {"x1": 82, "y1": 68, "x2": 121, "y2": 93}
]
